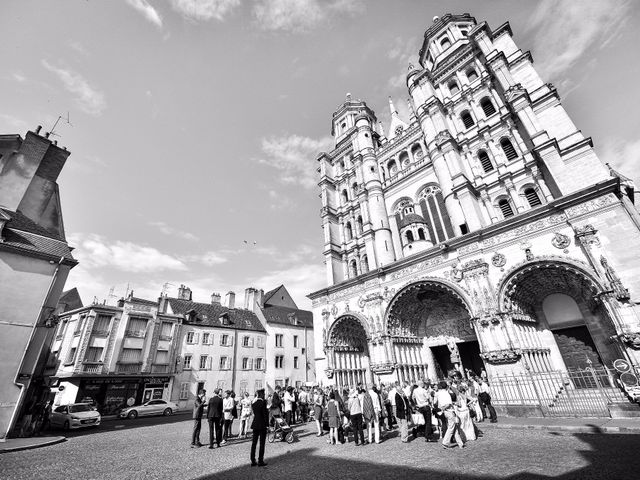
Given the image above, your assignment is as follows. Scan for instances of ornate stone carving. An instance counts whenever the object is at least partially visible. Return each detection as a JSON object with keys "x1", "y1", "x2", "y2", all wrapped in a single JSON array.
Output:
[
  {"x1": 601, "y1": 256, "x2": 630, "y2": 301},
  {"x1": 574, "y1": 224, "x2": 600, "y2": 246},
  {"x1": 451, "y1": 264, "x2": 463, "y2": 282},
  {"x1": 388, "y1": 257, "x2": 444, "y2": 281},
  {"x1": 461, "y1": 259, "x2": 489, "y2": 278},
  {"x1": 491, "y1": 252, "x2": 506, "y2": 267},
  {"x1": 551, "y1": 232, "x2": 571, "y2": 249},
  {"x1": 480, "y1": 349, "x2": 521, "y2": 364},
  {"x1": 447, "y1": 338, "x2": 461, "y2": 364},
  {"x1": 324, "y1": 368, "x2": 334, "y2": 379},
  {"x1": 504, "y1": 83, "x2": 527, "y2": 103},
  {"x1": 620, "y1": 333, "x2": 640, "y2": 349},
  {"x1": 434, "y1": 130, "x2": 453, "y2": 147},
  {"x1": 565, "y1": 194, "x2": 617, "y2": 219},
  {"x1": 370, "y1": 362, "x2": 395, "y2": 375},
  {"x1": 330, "y1": 304, "x2": 338, "y2": 316}
]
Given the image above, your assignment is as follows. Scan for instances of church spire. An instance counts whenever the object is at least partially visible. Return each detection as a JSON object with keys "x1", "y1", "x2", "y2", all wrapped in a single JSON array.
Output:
[{"x1": 388, "y1": 96, "x2": 398, "y2": 116}]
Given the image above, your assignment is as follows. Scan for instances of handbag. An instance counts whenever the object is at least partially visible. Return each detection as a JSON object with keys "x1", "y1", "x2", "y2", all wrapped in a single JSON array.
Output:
[{"x1": 411, "y1": 412, "x2": 425, "y2": 426}]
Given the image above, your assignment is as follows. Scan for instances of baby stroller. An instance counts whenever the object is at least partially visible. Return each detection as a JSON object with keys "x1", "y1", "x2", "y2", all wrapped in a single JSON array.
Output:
[{"x1": 268, "y1": 416, "x2": 295, "y2": 444}]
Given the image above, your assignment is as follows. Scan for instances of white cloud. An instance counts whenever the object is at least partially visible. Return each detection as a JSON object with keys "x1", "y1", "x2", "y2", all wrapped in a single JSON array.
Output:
[
  {"x1": 41, "y1": 61, "x2": 106, "y2": 116},
  {"x1": 12, "y1": 72, "x2": 27, "y2": 83},
  {"x1": 0, "y1": 114, "x2": 28, "y2": 132},
  {"x1": 258, "y1": 134, "x2": 333, "y2": 189},
  {"x1": 599, "y1": 137, "x2": 640, "y2": 188},
  {"x1": 527, "y1": 0, "x2": 631, "y2": 80},
  {"x1": 182, "y1": 251, "x2": 229, "y2": 266},
  {"x1": 170, "y1": 0, "x2": 240, "y2": 22},
  {"x1": 68, "y1": 233, "x2": 188, "y2": 273},
  {"x1": 126, "y1": 0, "x2": 163, "y2": 28},
  {"x1": 249, "y1": 262, "x2": 325, "y2": 310},
  {"x1": 148, "y1": 221, "x2": 199, "y2": 241},
  {"x1": 68, "y1": 41, "x2": 89, "y2": 56},
  {"x1": 253, "y1": 0, "x2": 363, "y2": 33}
]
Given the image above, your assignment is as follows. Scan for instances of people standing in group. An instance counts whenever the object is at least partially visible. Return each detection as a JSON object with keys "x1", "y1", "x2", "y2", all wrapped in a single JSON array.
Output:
[
  {"x1": 435, "y1": 381, "x2": 465, "y2": 449},
  {"x1": 387, "y1": 382, "x2": 399, "y2": 429},
  {"x1": 367, "y1": 386, "x2": 382, "y2": 444},
  {"x1": 239, "y1": 391, "x2": 253, "y2": 438},
  {"x1": 479, "y1": 378, "x2": 497, "y2": 423},
  {"x1": 283, "y1": 386, "x2": 294, "y2": 426},
  {"x1": 222, "y1": 390, "x2": 235, "y2": 440},
  {"x1": 249, "y1": 389, "x2": 269, "y2": 467},
  {"x1": 191, "y1": 389, "x2": 206, "y2": 448},
  {"x1": 298, "y1": 387, "x2": 309, "y2": 422},
  {"x1": 348, "y1": 388, "x2": 365, "y2": 446},
  {"x1": 412, "y1": 380, "x2": 435, "y2": 442},
  {"x1": 207, "y1": 388, "x2": 224, "y2": 448},
  {"x1": 379, "y1": 384, "x2": 393, "y2": 431},
  {"x1": 269, "y1": 385, "x2": 282, "y2": 427},
  {"x1": 292, "y1": 388, "x2": 299, "y2": 424},
  {"x1": 313, "y1": 387, "x2": 325, "y2": 436},
  {"x1": 394, "y1": 387, "x2": 412, "y2": 443},
  {"x1": 455, "y1": 384, "x2": 476, "y2": 441}
]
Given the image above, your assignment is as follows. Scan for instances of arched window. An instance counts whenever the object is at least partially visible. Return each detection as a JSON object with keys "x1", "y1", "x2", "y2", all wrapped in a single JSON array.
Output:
[
  {"x1": 478, "y1": 150, "x2": 493, "y2": 173},
  {"x1": 406, "y1": 231, "x2": 415, "y2": 243},
  {"x1": 524, "y1": 188, "x2": 542, "y2": 207},
  {"x1": 341, "y1": 189, "x2": 349, "y2": 204},
  {"x1": 418, "y1": 228, "x2": 426, "y2": 240},
  {"x1": 387, "y1": 160, "x2": 398, "y2": 176},
  {"x1": 361, "y1": 255, "x2": 369, "y2": 273},
  {"x1": 480, "y1": 97, "x2": 496, "y2": 117},
  {"x1": 399, "y1": 152, "x2": 410, "y2": 168},
  {"x1": 461, "y1": 110, "x2": 475, "y2": 129},
  {"x1": 501, "y1": 138, "x2": 518, "y2": 161},
  {"x1": 349, "y1": 260, "x2": 358, "y2": 278},
  {"x1": 345, "y1": 222, "x2": 353, "y2": 241},
  {"x1": 411, "y1": 144, "x2": 424, "y2": 160},
  {"x1": 440, "y1": 37, "x2": 451, "y2": 50},
  {"x1": 466, "y1": 68, "x2": 478, "y2": 82},
  {"x1": 352, "y1": 182, "x2": 358, "y2": 196},
  {"x1": 403, "y1": 205, "x2": 414, "y2": 215},
  {"x1": 498, "y1": 199, "x2": 514, "y2": 218},
  {"x1": 448, "y1": 81, "x2": 460, "y2": 95},
  {"x1": 356, "y1": 215, "x2": 364, "y2": 234}
]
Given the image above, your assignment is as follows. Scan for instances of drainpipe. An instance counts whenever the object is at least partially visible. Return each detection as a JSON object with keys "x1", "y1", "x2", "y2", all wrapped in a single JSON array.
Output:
[
  {"x1": 231, "y1": 328, "x2": 238, "y2": 392},
  {"x1": 5, "y1": 256, "x2": 65, "y2": 440}
]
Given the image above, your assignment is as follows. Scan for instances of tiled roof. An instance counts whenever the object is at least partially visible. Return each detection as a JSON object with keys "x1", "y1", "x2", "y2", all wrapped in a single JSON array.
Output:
[
  {"x1": 262, "y1": 285, "x2": 282, "y2": 304},
  {"x1": 58, "y1": 288, "x2": 83, "y2": 312},
  {"x1": 4, "y1": 209, "x2": 65, "y2": 241},
  {"x1": 261, "y1": 304, "x2": 313, "y2": 329},
  {"x1": 168, "y1": 298, "x2": 266, "y2": 332},
  {"x1": 128, "y1": 297, "x2": 158, "y2": 307},
  {"x1": 1, "y1": 228, "x2": 75, "y2": 263}
]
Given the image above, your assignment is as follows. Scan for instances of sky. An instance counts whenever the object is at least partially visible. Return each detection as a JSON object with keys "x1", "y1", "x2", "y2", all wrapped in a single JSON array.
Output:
[{"x1": 1, "y1": 0, "x2": 639, "y2": 310}]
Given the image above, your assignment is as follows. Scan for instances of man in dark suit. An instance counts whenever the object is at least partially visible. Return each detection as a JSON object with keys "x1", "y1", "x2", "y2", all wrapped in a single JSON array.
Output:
[
  {"x1": 191, "y1": 389, "x2": 206, "y2": 447},
  {"x1": 207, "y1": 388, "x2": 224, "y2": 448},
  {"x1": 250, "y1": 389, "x2": 269, "y2": 467}
]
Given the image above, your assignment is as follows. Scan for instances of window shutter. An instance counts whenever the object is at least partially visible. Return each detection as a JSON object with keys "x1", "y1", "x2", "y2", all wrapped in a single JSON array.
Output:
[
  {"x1": 501, "y1": 139, "x2": 518, "y2": 160},
  {"x1": 228, "y1": 336, "x2": 234, "y2": 346},
  {"x1": 206, "y1": 356, "x2": 213, "y2": 370},
  {"x1": 249, "y1": 337, "x2": 254, "y2": 348},
  {"x1": 194, "y1": 333, "x2": 200, "y2": 344},
  {"x1": 249, "y1": 358, "x2": 253, "y2": 370},
  {"x1": 525, "y1": 188, "x2": 542, "y2": 207},
  {"x1": 499, "y1": 199, "x2": 514, "y2": 218}
]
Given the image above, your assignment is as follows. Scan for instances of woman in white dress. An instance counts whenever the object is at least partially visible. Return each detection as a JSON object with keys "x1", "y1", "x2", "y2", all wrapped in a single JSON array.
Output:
[{"x1": 455, "y1": 385, "x2": 476, "y2": 441}]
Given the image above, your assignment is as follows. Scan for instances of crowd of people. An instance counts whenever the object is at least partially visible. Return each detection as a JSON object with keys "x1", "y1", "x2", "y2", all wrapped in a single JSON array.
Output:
[{"x1": 191, "y1": 371, "x2": 499, "y2": 466}]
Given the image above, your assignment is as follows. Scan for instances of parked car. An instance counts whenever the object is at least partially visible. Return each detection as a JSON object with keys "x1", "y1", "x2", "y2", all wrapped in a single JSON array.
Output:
[
  {"x1": 50, "y1": 403, "x2": 101, "y2": 430},
  {"x1": 119, "y1": 399, "x2": 179, "y2": 419}
]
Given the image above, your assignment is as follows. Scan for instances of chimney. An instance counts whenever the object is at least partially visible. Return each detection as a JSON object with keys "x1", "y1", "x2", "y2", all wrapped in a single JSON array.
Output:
[
  {"x1": 211, "y1": 292, "x2": 221, "y2": 304},
  {"x1": 117, "y1": 297, "x2": 125, "y2": 308},
  {"x1": 158, "y1": 294, "x2": 168, "y2": 314},
  {"x1": 35, "y1": 125, "x2": 42, "y2": 134},
  {"x1": 244, "y1": 287, "x2": 258, "y2": 311},
  {"x1": 177, "y1": 284, "x2": 192, "y2": 301},
  {"x1": 257, "y1": 289, "x2": 265, "y2": 308},
  {"x1": 224, "y1": 291, "x2": 235, "y2": 309}
]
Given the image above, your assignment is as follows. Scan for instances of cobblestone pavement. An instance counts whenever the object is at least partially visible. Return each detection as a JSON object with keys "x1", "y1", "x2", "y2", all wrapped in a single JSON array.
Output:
[{"x1": 3, "y1": 417, "x2": 640, "y2": 480}]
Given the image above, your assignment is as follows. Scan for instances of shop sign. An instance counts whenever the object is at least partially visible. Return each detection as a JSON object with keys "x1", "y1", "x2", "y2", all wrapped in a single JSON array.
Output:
[{"x1": 144, "y1": 377, "x2": 170, "y2": 384}]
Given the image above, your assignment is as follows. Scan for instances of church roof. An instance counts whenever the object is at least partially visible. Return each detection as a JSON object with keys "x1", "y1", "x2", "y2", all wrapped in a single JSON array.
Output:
[{"x1": 399, "y1": 213, "x2": 426, "y2": 228}]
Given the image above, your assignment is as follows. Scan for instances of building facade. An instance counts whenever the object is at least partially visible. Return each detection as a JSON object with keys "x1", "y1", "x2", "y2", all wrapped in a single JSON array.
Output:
[
  {"x1": 309, "y1": 14, "x2": 640, "y2": 407},
  {"x1": 168, "y1": 287, "x2": 268, "y2": 410},
  {"x1": 0, "y1": 127, "x2": 77, "y2": 439},
  {"x1": 48, "y1": 294, "x2": 181, "y2": 415}
]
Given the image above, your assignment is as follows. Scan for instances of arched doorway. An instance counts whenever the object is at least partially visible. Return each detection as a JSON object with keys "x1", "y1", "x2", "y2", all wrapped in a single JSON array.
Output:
[
  {"x1": 501, "y1": 261, "x2": 619, "y2": 370},
  {"x1": 386, "y1": 281, "x2": 482, "y2": 382},
  {"x1": 327, "y1": 315, "x2": 371, "y2": 390}
]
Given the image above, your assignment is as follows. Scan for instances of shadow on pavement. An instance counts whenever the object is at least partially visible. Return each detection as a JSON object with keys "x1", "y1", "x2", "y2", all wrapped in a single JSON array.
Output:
[{"x1": 194, "y1": 431, "x2": 640, "y2": 480}]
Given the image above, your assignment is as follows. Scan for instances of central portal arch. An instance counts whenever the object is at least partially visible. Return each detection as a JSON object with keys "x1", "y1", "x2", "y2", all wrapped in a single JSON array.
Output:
[
  {"x1": 327, "y1": 315, "x2": 371, "y2": 390},
  {"x1": 386, "y1": 280, "x2": 481, "y2": 381}
]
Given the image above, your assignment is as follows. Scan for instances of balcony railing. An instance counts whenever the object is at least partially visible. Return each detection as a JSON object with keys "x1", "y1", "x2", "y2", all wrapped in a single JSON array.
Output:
[
  {"x1": 125, "y1": 330, "x2": 146, "y2": 338},
  {"x1": 116, "y1": 362, "x2": 142, "y2": 374},
  {"x1": 151, "y1": 364, "x2": 169, "y2": 374},
  {"x1": 82, "y1": 362, "x2": 105, "y2": 374}
]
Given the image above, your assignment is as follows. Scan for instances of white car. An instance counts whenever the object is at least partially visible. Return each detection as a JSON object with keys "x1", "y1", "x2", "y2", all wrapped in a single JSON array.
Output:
[
  {"x1": 119, "y1": 399, "x2": 179, "y2": 419},
  {"x1": 50, "y1": 403, "x2": 101, "y2": 430}
]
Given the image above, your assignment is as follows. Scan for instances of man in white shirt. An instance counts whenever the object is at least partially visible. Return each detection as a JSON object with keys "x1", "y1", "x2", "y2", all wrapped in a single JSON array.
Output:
[
  {"x1": 283, "y1": 386, "x2": 294, "y2": 425},
  {"x1": 479, "y1": 379, "x2": 497, "y2": 423},
  {"x1": 388, "y1": 382, "x2": 399, "y2": 428},
  {"x1": 434, "y1": 381, "x2": 464, "y2": 448},
  {"x1": 412, "y1": 381, "x2": 434, "y2": 442}
]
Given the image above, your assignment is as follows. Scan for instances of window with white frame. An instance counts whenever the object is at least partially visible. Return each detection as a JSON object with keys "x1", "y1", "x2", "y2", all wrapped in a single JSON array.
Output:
[
  {"x1": 126, "y1": 317, "x2": 147, "y2": 337},
  {"x1": 255, "y1": 357, "x2": 264, "y2": 370},
  {"x1": 275, "y1": 334, "x2": 283, "y2": 348},
  {"x1": 275, "y1": 355, "x2": 284, "y2": 369},
  {"x1": 84, "y1": 346, "x2": 103, "y2": 363},
  {"x1": 73, "y1": 317, "x2": 84, "y2": 336},
  {"x1": 293, "y1": 335, "x2": 299, "y2": 348},
  {"x1": 186, "y1": 331, "x2": 199, "y2": 344},
  {"x1": 183, "y1": 354, "x2": 193, "y2": 369},
  {"x1": 294, "y1": 356, "x2": 299, "y2": 369},
  {"x1": 220, "y1": 356, "x2": 231, "y2": 370},
  {"x1": 239, "y1": 381, "x2": 248, "y2": 396},
  {"x1": 254, "y1": 380, "x2": 263, "y2": 392},
  {"x1": 179, "y1": 382, "x2": 190, "y2": 400},
  {"x1": 202, "y1": 332, "x2": 211, "y2": 345},
  {"x1": 220, "y1": 334, "x2": 233, "y2": 346},
  {"x1": 242, "y1": 336, "x2": 254, "y2": 347},
  {"x1": 93, "y1": 314, "x2": 111, "y2": 334},
  {"x1": 257, "y1": 336, "x2": 265, "y2": 349},
  {"x1": 242, "y1": 357, "x2": 253, "y2": 370},
  {"x1": 199, "y1": 355, "x2": 208, "y2": 369}
]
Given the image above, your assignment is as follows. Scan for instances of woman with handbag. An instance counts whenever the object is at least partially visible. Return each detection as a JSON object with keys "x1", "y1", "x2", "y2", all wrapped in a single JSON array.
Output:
[
  {"x1": 455, "y1": 385, "x2": 476, "y2": 441},
  {"x1": 435, "y1": 381, "x2": 465, "y2": 448}
]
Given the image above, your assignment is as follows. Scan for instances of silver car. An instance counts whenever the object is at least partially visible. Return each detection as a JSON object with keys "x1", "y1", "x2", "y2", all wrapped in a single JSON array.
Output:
[
  {"x1": 50, "y1": 403, "x2": 101, "y2": 430},
  {"x1": 119, "y1": 399, "x2": 179, "y2": 419}
]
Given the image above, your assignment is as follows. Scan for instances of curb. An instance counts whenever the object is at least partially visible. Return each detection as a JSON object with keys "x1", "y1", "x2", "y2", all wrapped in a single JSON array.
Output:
[
  {"x1": 0, "y1": 436, "x2": 66, "y2": 454},
  {"x1": 480, "y1": 423, "x2": 640, "y2": 435}
]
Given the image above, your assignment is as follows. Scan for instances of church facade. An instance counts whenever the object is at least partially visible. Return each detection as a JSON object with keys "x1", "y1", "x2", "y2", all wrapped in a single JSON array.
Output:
[{"x1": 308, "y1": 13, "x2": 640, "y2": 403}]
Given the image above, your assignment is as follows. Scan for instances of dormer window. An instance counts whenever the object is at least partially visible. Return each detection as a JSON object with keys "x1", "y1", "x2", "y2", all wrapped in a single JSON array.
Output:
[{"x1": 219, "y1": 313, "x2": 231, "y2": 326}]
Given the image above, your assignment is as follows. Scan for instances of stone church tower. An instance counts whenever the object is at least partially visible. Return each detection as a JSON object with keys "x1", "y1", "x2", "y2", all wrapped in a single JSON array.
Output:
[{"x1": 310, "y1": 13, "x2": 640, "y2": 414}]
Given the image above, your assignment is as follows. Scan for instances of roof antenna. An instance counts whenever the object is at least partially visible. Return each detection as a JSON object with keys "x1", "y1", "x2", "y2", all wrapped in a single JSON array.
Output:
[{"x1": 47, "y1": 111, "x2": 73, "y2": 138}]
